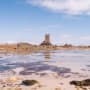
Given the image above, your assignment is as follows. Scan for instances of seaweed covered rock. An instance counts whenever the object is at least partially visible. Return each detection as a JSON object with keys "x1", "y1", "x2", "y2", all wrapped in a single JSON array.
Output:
[
  {"x1": 81, "y1": 79, "x2": 90, "y2": 86},
  {"x1": 70, "y1": 79, "x2": 90, "y2": 86},
  {"x1": 21, "y1": 80, "x2": 38, "y2": 86},
  {"x1": 70, "y1": 81, "x2": 81, "y2": 86}
]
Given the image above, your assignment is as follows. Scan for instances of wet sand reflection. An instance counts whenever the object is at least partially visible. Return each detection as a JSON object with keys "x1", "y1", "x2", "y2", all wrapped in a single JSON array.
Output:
[{"x1": 43, "y1": 51, "x2": 51, "y2": 61}]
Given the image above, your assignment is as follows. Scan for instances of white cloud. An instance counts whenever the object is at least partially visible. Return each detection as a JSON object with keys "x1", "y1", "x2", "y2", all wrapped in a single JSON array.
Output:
[
  {"x1": 26, "y1": 0, "x2": 90, "y2": 15},
  {"x1": 80, "y1": 36, "x2": 90, "y2": 41},
  {"x1": 61, "y1": 33, "x2": 72, "y2": 38},
  {"x1": 57, "y1": 34, "x2": 90, "y2": 45},
  {"x1": 60, "y1": 34, "x2": 73, "y2": 44}
]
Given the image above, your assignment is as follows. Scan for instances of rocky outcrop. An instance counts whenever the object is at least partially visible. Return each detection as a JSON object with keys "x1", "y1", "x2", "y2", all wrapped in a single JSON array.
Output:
[
  {"x1": 70, "y1": 79, "x2": 90, "y2": 86},
  {"x1": 21, "y1": 80, "x2": 38, "y2": 86}
]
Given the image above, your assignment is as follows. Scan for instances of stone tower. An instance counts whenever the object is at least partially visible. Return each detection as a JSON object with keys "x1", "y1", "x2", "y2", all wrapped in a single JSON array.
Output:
[
  {"x1": 45, "y1": 34, "x2": 50, "y2": 43},
  {"x1": 40, "y1": 34, "x2": 52, "y2": 46}
]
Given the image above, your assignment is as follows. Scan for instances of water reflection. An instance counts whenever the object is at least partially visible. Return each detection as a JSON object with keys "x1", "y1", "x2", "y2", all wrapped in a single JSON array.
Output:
[
  {"x1": 0, "y1": 50, "x2": 90, "y2": 78},
  {"x1": 43, "y1": 51, "x2": 51, "y2": 60},
  {"x1": 19, "y1": 61, "x2": 71, "y2": 77}
]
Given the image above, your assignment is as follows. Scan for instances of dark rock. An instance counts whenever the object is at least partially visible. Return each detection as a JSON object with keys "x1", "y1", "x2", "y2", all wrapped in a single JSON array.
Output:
[
  {"x1": 70, "y1": 79, "x2": 90, "y2": 86},
  {"x1": 21, "y1": 80, "x2": 38, "y2": 86},
  {"x1": 81, "y1": 79, "x2": 90, "y2": 86},
  {"x1": 70, "y1": 81, "x2": 81, "y2": 86}
]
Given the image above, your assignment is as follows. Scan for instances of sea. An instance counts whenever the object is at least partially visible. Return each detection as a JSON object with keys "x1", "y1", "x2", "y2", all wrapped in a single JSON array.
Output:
[{"x1": 0, "y1": 50, "x2": 90, "y2": 78}]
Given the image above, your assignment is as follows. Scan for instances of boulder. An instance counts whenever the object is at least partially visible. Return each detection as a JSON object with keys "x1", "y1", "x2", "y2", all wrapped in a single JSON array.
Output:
[
  {"x1": 70, "y1": 79, "x2": 90, "y2": 86},
  {"x1": 21, "y1": 80, "x2": 38, "y2": 86},
  {"x1": 70, "y1": 81, "x2": 81, "y2": 86}
]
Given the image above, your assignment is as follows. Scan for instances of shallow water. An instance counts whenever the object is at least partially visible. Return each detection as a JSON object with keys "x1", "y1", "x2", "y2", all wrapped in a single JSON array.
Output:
[{"x1": 0, "y1": 50, "x2": 90, "y2": 78}]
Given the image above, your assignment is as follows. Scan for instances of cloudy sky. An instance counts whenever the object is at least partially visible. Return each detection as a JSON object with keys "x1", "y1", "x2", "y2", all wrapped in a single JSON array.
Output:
[{"x1": 0, "y1": 0, "x2": 90, "y2": 45}]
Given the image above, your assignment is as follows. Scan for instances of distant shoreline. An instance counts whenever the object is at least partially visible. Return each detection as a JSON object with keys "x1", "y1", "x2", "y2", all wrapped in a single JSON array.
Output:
[{"x1": 0, "y1": 43, "x2": 90, "y2": 54}]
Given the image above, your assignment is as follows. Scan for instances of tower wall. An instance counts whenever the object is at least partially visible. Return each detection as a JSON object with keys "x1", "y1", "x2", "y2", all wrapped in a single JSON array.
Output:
[{"x1": 45, "y1": 34, "x2": 50, "y2": 43}]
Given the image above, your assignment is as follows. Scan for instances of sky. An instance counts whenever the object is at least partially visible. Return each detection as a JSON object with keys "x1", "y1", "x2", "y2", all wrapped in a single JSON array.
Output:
[{"x1": 0, "y1": 0, "x2": 90, "y2": 45}]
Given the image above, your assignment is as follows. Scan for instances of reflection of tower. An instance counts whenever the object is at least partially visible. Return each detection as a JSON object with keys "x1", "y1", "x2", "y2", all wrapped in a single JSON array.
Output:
[
  {"x1": 40, "y1": 34, "x2": 52, "y2": 46},
  {"x1": 43, "y1": 51, "x2": 51, "y2": 60}
]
